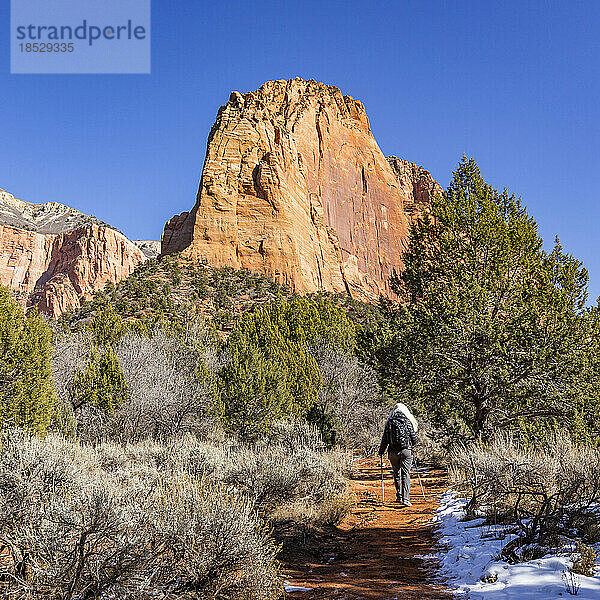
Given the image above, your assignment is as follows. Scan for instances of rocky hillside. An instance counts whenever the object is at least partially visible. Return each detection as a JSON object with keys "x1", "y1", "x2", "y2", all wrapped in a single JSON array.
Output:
[
  {"x1": 60, "y1": 252, "x2": 382, "y2": 345},
  {"x1": 61, "y1": 254, "x2": 293, "y2": 335},
  {"x1": 162, "y1": 78, "x2": 440, "y2": 300},
  {"x1": 0, "y1": 189, "x2": 109, "y2": 234},
  {"x1": 0, "y1": 189, "x2": 151, "y2": 317}
]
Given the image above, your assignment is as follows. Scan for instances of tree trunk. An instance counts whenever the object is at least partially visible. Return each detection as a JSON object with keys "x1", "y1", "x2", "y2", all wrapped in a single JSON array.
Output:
[{"x1": 472, "y1": 394, "x2": 488, "y2": 438}]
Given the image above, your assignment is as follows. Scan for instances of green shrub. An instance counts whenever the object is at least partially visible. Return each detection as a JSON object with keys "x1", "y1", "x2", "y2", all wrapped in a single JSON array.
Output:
[
  {"x1": 89, "y1": 300, "x2": 126, "y2": 345},
  {"x1": 0, "y1": 286, "x2": 55, "y2": 434},
  {"x1": 218, "y1": 298, "x2": 356, "y2": 437},
  {"x1": 72, "y1": 345, "x2": 129, "y2": 414}
]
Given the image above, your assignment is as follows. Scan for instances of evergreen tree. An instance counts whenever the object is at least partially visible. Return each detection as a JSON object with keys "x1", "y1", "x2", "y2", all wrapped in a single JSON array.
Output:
[
  {"x1": 379, "y1": 157, "x2": 592, "y2": 441},
  {"x1": 89, "y1": 301, "x2": 126, "y2": 346},
  {"x1": 69, "y1": 300, "x2": 129, "y2": 416},
  {"x1": 218, "y1": 298, "x2": 355, "y2": 436},
  {"x1": 71, "y1": 346, "x2": 128, "y2": 413},
  {"x1": 0, "y1": 286, "x2": 55, "y2": 434}
]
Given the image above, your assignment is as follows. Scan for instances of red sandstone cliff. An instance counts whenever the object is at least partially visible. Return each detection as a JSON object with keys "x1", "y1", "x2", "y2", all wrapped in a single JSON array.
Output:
[
  {"x1": 162, "y1": 79, "x2": 441, "y2": 299},
  {"x1": 0, "y1": 189, "x2": 148, "y2": 317}
]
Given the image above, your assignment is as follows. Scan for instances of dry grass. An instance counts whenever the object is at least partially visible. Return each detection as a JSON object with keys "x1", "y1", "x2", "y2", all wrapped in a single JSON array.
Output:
[
  {"x1": 0, "y1": 423, "x2": 350, "y2": 598},
  {"x1": 451, "y1": 433, "x2": 600, "y2": 561}
]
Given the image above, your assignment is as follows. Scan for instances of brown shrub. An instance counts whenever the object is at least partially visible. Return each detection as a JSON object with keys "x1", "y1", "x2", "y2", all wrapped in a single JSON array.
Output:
[
  {"x1": 571, "y1": 541, "x2": 599, "y2": 577},
  {"x1": 308, "y1": 343, "x2": 386, "y2": 454},
  {"x1": 450, "y1": 433, "x2": 600, "y2": 560}
]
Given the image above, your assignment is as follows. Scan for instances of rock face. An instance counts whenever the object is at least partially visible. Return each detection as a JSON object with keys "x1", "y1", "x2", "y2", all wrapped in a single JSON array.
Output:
[
  {"x1": 134, "y1": 240, "x2": 162, "y2": 259},
  {"x1": 0, "y1": 189, "x2": 148, "y2": 317},
  {"x1": 386, "y1": 156, "x2": 443, "y2": 217},
  {"x1": 162, "y1": 79, "x2": 441, "y2": 298}
]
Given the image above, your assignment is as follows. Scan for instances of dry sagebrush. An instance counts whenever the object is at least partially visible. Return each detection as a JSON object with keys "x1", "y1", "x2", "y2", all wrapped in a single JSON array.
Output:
[
  {"x1": 451, "y1": 433, "x2": 600, "y2": 561},
  {"x1": 0, "y1": 424, "x2": 350, "y2": 599}
]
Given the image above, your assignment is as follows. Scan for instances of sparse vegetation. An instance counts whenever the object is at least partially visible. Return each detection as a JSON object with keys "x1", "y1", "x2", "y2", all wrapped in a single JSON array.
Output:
[
  {"x1": 451, "y1": 433, "x2": 600, "y2": 561},
  {"x1": 59, "y1": 255, "x2": 291, "y2": 336},
  {"x1": 307, "y1": 342, "x2": 384, "y2": 451},
  {"x1": 563, "y1": 570, "x2": 581, "y2": 596}
]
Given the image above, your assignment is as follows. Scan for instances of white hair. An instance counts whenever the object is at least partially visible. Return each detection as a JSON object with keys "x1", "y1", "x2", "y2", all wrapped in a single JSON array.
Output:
[{"x1": 389, "y1": 402, "x2": 418, "y2": 432}]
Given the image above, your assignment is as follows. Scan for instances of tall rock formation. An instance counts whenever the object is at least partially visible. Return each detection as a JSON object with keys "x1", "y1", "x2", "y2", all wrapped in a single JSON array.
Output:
[
  {"x1": 162, "y1": 78, "x2": 441, "y2": 299},
  {"x1": 0, "y1": 189, "x2": 148, "y2": 317}
]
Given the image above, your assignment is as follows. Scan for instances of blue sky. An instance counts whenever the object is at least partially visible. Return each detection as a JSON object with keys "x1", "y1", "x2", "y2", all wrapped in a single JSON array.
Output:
[{"x1": 2, "y1": 1, "x2": 600, "y2": 299}]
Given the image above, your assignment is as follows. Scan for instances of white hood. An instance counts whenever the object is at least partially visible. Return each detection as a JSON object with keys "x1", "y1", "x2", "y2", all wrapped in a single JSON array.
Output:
[{"x1": 389, "y1": 402, "x2": 418, "y2": 433}]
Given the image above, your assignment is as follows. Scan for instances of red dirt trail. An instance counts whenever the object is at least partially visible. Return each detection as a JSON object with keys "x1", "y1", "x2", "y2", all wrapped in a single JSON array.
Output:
[{"x1": 283, "y1": 456, "x2": 452, "y2": 599}]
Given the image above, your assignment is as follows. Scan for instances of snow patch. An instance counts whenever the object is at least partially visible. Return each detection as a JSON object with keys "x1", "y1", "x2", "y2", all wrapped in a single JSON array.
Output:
[
  {"x1": 414, "y1": 553, "x2": 438, "y2": 561},
  {"x1": 284, "y1": 581, "x2": 313, "y2": 592},
  {"x1": 434, "y1": 491, "x2": 600, "y2": 599}
]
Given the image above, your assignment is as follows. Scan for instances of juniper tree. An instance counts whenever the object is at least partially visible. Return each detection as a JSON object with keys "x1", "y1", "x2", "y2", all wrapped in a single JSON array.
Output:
[
  {"x1": 68, "y1": 300, "x2": 129, "y2": 417},
  {"x1": 0, "y1": 286, "x2": 55, "y2": 434},
  {"x1": 379, "y1": 157, "x2": 593, "y2": 441},
  {"x1": 89, "y1": 301, "x2": 126, "y2": 346},
  {"x1": 71, "y1": 346, "x2": 129, "y2": 414},
  {"x1": 218, "y1": 297, "x2": 356, "y2": 436}
]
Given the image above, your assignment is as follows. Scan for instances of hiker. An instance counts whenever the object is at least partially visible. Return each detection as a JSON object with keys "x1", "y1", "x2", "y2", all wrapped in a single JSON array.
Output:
[{"x1": 378, "y1": 403, "x2": 418, "y2": 506}]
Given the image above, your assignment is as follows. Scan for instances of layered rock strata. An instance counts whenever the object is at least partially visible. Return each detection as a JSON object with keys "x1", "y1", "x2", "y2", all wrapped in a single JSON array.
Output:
[
  {"x1": 162, "y1": 78, "x2": 440, "y2": 298},
  {"x1": 0, "y1": 189, "x2": 147, "y2": 317}
]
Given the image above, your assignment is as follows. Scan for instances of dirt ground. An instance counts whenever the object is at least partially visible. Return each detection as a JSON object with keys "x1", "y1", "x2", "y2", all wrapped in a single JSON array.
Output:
[{"x1": 283, "y1": 456, "x2": 453, "y2": 599}]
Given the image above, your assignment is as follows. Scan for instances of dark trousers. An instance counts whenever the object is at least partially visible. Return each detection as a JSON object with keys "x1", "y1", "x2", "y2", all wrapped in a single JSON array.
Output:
[{"x1": 388, "y1": 449, "x2": 412, "y2": 501}]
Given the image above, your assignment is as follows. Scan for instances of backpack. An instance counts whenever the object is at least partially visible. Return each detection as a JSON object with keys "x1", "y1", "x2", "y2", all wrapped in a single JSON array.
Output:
[{"x1": 389, "y1": 415, "x2": 411, "y2": 451}]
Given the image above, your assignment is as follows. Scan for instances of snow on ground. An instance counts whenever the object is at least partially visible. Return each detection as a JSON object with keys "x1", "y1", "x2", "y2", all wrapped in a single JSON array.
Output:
[
  {"x1": 433, "y1": 491, "x2": 600, "y2": 599},
  {"x1": 283, "y1": 582, "x2": 313, "y2": 592}
]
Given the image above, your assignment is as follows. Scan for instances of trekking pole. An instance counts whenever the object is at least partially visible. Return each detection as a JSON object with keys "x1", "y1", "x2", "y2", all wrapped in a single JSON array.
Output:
[
  {"x1": 414, "y1": 456, "x2": 426, "y2": 500},
  {"x1": 380, "y1": 455, "x2": 385, "y2": 506}
]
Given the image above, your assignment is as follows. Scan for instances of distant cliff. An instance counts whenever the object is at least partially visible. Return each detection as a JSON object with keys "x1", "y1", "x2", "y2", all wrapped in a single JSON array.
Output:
[
  {"x1": 0, "y1": 189, "x2": 149, "y2": 317},
  {"x1": 162, "y1": 78, "x2": 441, "y2": 299}
]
